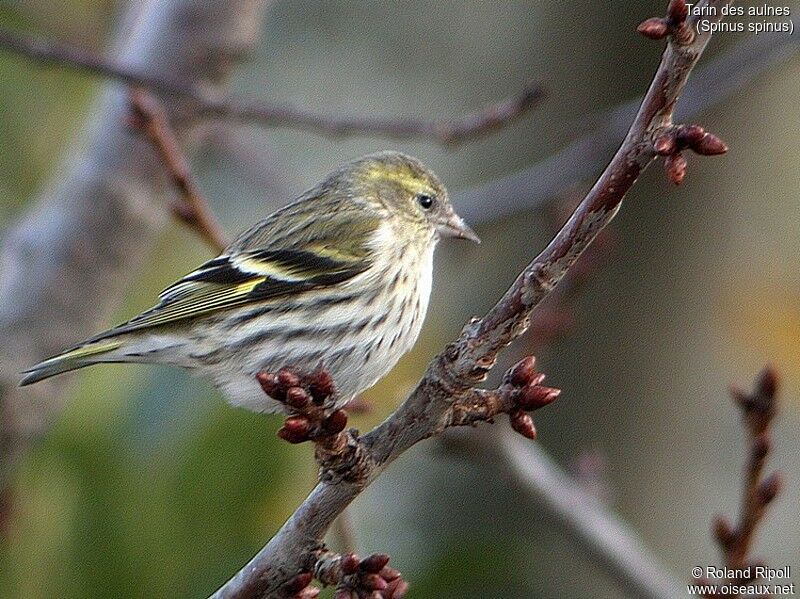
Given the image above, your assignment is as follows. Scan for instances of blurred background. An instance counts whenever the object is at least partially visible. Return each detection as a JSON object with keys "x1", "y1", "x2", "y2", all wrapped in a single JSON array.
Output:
[{"x1": 0, "y1": 0, "x2": 798, "y2": 597}]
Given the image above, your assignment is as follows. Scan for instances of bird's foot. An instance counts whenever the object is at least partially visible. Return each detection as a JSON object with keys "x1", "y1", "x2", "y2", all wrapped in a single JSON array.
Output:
[{"x1": 256, "y1": 368, "x2": 349, "y2": 444}]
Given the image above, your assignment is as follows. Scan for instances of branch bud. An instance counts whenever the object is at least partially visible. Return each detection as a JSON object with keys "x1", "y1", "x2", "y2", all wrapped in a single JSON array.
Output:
[
  {"x1": 510, "y1": 410, "x2": 537, "y2": 439},
  {"x1": 637, "y1": 17, "x2": 669, "y2": 40},
  {"x1": 712, "y1": 515, "x2": 736, "y2": 549},
  {"x1": 756, "y1": 366, "x2": 779, "y2": 400},
  {"x1": 664, "y1": 152, "x2": 687, "y2": 185},
  {"x1": 284, "y1": 572, "x2": 314, "y2": 594},
  {"x1": 278, "y1": 368, "x2": 301, "y2": 389},
  {"x1": 516, "y1": 384, "x2": 561, "y2": 411},
  {"x1": 323, "y1": 410, "x2": 348, "y2": 435},
  {"x1": 278, "y1": 416, "x2": 312, "y2": 443},
  {"x1": 286, "y1": 387, "x2": 310, "y2": 409},
  {"x1": 506, "y1": 356, "x2": 537, "y2": 386},
  {"x1": 257, "y1": 372, "x2": 284, "y2": 400},
  {"x1": 340, "y1": 553, "x2": 360, "y2": 575},
  {"x1": 692, "y1": 133, "x2": 728, "y2": 156},
  {"x1": 757, "y1": 472, "x2": 783, "y2": 505},
  {"x1": 653, "y1": 133, "x2": 677, "y2": 156},
  {"x1": 386, "y1": 578, "x2": 410, "y2": 598},
  {"x1": 668, "y1": 0, "x2": 689, "y2": 23}
]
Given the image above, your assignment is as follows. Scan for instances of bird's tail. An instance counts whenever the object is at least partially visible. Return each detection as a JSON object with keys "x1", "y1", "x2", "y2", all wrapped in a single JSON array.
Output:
[{"x1": 19, "y1": 340, "x2": 125, "y2": 386}]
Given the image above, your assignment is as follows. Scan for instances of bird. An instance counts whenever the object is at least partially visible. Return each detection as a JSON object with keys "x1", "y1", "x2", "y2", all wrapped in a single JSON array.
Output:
[{"x1": 20, "y1": 151, "x2": 480, "y2": 413}]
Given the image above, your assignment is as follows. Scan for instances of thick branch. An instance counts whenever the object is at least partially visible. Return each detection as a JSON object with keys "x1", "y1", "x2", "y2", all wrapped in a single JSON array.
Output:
[
  {"x1": 0, "y1": 28, "x2": 542, "y2": 145},
  {"x1": 211, "y1": 2, "x2": 732, "y2": 597},
  {"x1": 0, "y1": 0, "x2": 271, "y2": 481}
]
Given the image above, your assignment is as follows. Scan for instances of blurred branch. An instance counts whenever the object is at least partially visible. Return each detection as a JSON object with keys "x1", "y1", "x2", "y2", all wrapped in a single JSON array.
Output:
[
  {"x1": 0, "y1": 0, "x2": 272, "y2": 482},
  {"x1": 493, "y1": 431, "x2": 683, "y2": 599},
  {"x1": 456, "y1": 21, "x2": 800, "y2": 224},
  {"x1": 128, "y1": 88, "x2": 229, "y2": 252},
  {"x1": 694, "y1": 367, "x2": 783, "y2": 597},
  {"x1": 0, "y1": 27, "x2": 543, "y2": 145},
  {"x1": 211, "y1": 1, "x2": 733, "y2": 596}
]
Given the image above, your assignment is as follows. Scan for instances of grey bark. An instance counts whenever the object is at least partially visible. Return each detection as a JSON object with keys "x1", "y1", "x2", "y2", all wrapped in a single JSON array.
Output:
[{"x1": 0, "y1": 0, "x2": 271, "y2": 481}]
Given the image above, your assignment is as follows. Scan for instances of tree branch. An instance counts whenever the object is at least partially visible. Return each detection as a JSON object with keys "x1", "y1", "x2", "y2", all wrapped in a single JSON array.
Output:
[
  {"x1": 128, "y1": 87, "x2": 229, "y2": 252},
  {"x1": 0, "y1": 0, "x2": 272, "y2": 482},
  {"x1": 694, "y1": 367, "x2": 783, "y2": 597},
  {"x1": 0, "y1": 27, "x2": 543, "y2": 145},
  {"x1": 491, "y1": 430, "x2": 684, "y2": 599},
  {"x1": 210, "y1": 1, "x2": 733, "y2": 596}
]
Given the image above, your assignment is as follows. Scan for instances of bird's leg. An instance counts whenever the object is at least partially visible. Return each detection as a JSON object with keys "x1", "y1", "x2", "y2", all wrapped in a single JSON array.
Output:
[{"x1": 256, "y1": 368, "x2": 349, "y2": 444}]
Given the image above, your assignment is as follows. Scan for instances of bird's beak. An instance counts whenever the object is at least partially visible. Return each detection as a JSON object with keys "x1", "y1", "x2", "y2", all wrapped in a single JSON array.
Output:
[{"x1": 439, "y1": 213, "x2": 481, "y2": 244}]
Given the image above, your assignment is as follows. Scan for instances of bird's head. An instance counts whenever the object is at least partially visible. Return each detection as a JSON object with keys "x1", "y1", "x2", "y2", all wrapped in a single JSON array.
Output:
[{"x1": 342, "y1": 151, "x2": 480, "y2": 245}]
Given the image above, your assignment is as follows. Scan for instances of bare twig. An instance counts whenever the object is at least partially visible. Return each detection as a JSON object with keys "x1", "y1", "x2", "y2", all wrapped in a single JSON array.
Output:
[
  {"x1": 0, "y1": 27, "x2": 542, "y2": 145},
  {"x1": 196, "y1": 82, "x2": 544, "y2": 145},
  {"x1": 128, "y1": 88, "x2": 229, "y2": 252},
  {"x1": 210, "y1": 1, "x2": 733, "y2": 597},
  {"x1": 694, "y1": 367, "x2": 783, "y2": 597}
]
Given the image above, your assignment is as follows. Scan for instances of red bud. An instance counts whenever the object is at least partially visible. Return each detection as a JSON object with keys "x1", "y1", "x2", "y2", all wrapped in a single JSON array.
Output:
[
  {"x1": 665, "y1": 152, "x2": 687, "y2": 185},
  {"x1": 637, "y1": 17, "x2": 669, "y2": 39},
  {"x1": 510, "y1": 410, "x2": 537, "y2": 439},
  {"x1": 653, "y1": 134, "x2": 676, "y2": 156},
  {"x1": 284, "y1": 572, "x2": 314, "y2": 593},
  {"x1": 278, "y1": 416, "x2": 311, "y2": 443},
  {"x1": 309, "y1": 369, "x2": 335, "y2": 402},
  {"x1": 256, "y1": 372, "x2": 283, "y2": 400},
  {"x1": 323, "y1": 410, "x2": 348, "y2": 435},
  {"x1": 363, "y1": 574, "x2": 387, "y2": 591},
  {"x1": 756, "y1": 366, "x2": 779, "y2": 399},
  {"x1": 507, "y1": 356, "x2": 537, "y2": 386},
  {"x1": 340, "y1": 553, "x2": 360, "y2": 575},
  {"x1": 380, "y1": 566, "x2": 401, "y2": 581},
  {"x1": 758, "y1": 473, "x2": 782, "y2": 504},
  {"x1": 277, "y1": 368, "x2": 301, "y2": 389},
  {"x1": 516, "y1": 385, "x2": 561, "y2": 410},
  {"x1": 677, "y1": 124, "x2": 705, "y2": 144},
  {"x1": 712, "y1": 515, "x2": 735, "y2": 548},
  {"x1": 360, "y1": 553, "x2": 391, "y2": 573},
  {"x1": 668, "y1": 0, "x2": 689, "y2": 23},
  {"x1": 693, "y1": 133, "x2": 728, "y2": 156},
  {"x1": 286, "y1": 387, "x2": 310, "y2": 409},
  {"x1": 386, "y1": 578, "x2": 409, "y2": 598}
]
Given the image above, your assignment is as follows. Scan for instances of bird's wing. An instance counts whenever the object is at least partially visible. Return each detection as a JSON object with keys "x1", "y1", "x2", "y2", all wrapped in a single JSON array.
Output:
[{"x1": 90, "y1": 215, "x2": 379, "y2": 340}]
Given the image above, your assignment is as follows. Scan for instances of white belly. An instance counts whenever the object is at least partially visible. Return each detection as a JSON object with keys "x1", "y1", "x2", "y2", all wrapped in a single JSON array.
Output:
[{"x1": 199, "y1": 244, "x2": 435, "y2": 413}]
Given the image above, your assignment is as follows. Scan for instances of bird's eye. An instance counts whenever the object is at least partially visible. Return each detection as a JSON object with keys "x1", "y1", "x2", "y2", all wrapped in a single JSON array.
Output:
[{"x1": 416, "y1": 193, "x2": 434, "y2": 210}]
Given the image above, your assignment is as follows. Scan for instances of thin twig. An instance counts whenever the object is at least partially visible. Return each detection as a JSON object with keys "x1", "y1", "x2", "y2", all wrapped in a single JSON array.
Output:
[
  {"x1": 0, "y1": 28, "x2": 542, "y2": 145},
  {"x1": 694, "y1": 367, "x2": 783, "y2": 597},
  {"x1": 128, "y1": 87, "x2": 229, "y2": 252},
  {"x1": 210, "y1": 1, "x2": 733, "y2": 597}
]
